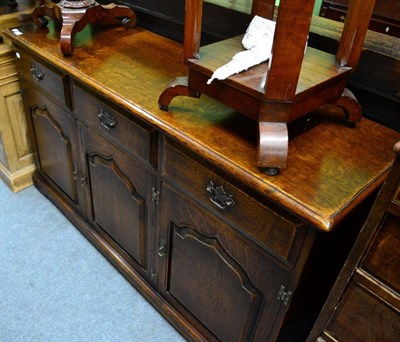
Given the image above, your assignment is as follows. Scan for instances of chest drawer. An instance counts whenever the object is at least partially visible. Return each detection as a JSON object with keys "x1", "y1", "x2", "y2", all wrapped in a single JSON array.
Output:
[
  {"x1": 73, "y1": 84, "x2": 157, "y2": 168},
  {"x1": 324, "y1": 272, "x2": 400, "y2": 342},
  {"x1": 14, "y1": 49, "x2": 70, "y2": 109},
  {"x1": 161, "y1": 137, "x2": 307, "y2": 267}
]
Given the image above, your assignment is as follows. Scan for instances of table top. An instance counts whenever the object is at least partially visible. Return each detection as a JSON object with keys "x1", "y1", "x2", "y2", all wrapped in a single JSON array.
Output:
[{"x1": 4, "y1": 22, "x2": 400, "y2": 232}]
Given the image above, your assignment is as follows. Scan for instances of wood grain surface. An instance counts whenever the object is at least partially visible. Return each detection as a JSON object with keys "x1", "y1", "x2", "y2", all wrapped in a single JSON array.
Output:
[{"x1": 4, "y1": 22, "x2": 399, "y2": 231}]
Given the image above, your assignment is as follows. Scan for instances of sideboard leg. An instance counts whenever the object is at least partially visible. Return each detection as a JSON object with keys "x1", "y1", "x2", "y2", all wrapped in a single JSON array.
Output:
[
  {"x1": 258, "y1": 122, "x2": 288, "y2": 175},
  {"x1": 158, "y1": 76, "x2": 201, "y2": 111}
]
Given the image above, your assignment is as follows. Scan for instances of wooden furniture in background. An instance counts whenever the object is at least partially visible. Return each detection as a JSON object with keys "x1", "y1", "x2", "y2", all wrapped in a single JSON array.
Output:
[
  {"x1": 118, "y1": 0, "x2": 399, "y2": 132},
  {"x1": 31, "y1": 0, "x2": 136, "y2": 55},
  {"x1": 308, "y1": 141, "x2": 400, "y2": 341},
  {"x1": 0, "y1": 1, "x2": 36, "y2": 192},
  {"x1": 4, "y1": 22, "x2": 400, "y2": 341},
  {"x1": 320, "y1": 0, "x2": 400, "y2": 38},
  {"x1": 159, "y1": 0, "x2": 376, "y2": 175},
  {"x1": 0, "y1": 0, "x2": 36, "y2": 32}
]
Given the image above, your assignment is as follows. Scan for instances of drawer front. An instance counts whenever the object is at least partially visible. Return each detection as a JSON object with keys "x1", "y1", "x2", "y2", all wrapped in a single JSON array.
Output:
[
  {"x1": 362, "y1": 213, "x2": 400, "y2": 293},
  {"x1": 324, "y1": 272, "x2": 400, "y2": 341},
  {"x1": 14, "y1": 49, "x2": 69, "y2": 108},
  {"x1": 162, "y1": 137, "x2": 306, "y2": 266},
  {"x1": 74, "y1": 85, "x2": 156, "y2": 168}
]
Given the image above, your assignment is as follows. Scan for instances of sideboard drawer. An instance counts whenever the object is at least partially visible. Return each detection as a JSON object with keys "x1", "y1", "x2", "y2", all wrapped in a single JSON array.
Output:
[
  {"x1": 74, "y1": 85, "x2": 157, "y2": 168},
  {"x1": 162, "y1": 137, "x2": 306, "y2": 266},
  {"x1": 14, "y1": 49, "x2": 69, "y2": 108}
]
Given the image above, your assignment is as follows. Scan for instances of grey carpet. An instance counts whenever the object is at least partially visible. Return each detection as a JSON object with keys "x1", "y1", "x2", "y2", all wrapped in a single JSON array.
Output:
[{"x1": 0, "y1": 181, "x2": 185, "y2": 342}]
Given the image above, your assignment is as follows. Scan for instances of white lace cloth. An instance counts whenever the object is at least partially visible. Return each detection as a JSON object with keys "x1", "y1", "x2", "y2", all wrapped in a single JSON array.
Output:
[{"x1": 207, "y1": 15, "x2": 276, "y2": 84}]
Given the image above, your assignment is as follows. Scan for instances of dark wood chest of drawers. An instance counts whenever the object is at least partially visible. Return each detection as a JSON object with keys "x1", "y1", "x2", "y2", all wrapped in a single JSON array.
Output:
[
  {"x1": 320, "y1": 0, "x2": 400, "y2": 38},
  {"x1": 4, "y1": 22, "x2": 400, "y2": 341},
  {"x1": 309, "y1": 142, "x2": 400, "y2": 341}
]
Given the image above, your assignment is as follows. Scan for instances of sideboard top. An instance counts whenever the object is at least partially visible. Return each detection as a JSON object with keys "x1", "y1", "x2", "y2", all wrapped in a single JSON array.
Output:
[{"x1": 4, "y1": 22, "x2": 400, "y2": 232}]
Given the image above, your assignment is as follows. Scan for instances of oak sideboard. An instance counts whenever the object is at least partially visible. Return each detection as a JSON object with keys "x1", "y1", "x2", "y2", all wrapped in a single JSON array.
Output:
[{"x1": 3, "y1": 22, "x2": 400, "y2": 341}]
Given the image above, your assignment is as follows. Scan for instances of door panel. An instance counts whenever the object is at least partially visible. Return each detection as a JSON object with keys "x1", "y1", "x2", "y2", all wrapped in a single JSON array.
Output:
[
  {"x1": 88, "y1": 153, "x2": 146, "y2": 265},
  {"x1": 32, "y1": 104, "x2": 76, "y2": 200},
  {"x1": 158, "y1": 183, "x2": 290, "y2": 342},
  {"x1": 168, "y1": 223, "x2": 263, "y2": 342},
  {"x1": 23, "y1": 83, "x2": 81, "y2": 210},
  {"x1": 79, "y1": 123, "x2": 154, "y2": 273}
]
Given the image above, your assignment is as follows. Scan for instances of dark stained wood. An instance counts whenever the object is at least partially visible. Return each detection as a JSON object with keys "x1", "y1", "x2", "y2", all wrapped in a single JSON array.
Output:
[
  {"x1": 308, "y1": 140, "x2": 400, "y2": 341},
  {"x1": 79, "y1": 123, "x2": 155, "y2": 274},
  {"x1": 336, "y1": 0, "x2": 375, "y2": 68},
  {"x1": 158, "y1": 183, "x2": 292, "y2": 342},
  {"x1": 125, "y1": 0, "x2": 400, "y2": 132},
  {"x1": 183, "y1": 0, "x2": 202, "y2": 61},
  {"x1": 32, "y1": 1, "x2": 136, "y2": 55},
  {"x1": 363, "y1": 214, "x2": 400, "y2": 293},
  {"x1": 5, "y1": 24, "x2": 399, "y2": 232},
  {"x1": 158, "y1": 0, "x2": 375, "y2": 171},
  {"x1": 20, "y1": 81, "x2": 86, "y2": 216},
  {"x1": 322, "y1": 273, "x2": 400, "y2": 341},
  {"x1": 15, "y1": 48, "x2": 70, "y2": 108},
  {"x1": 264, "y1": 0, "x2": 315, "y2": 101},
  {"x1": 73, "y1": 83, "x2": 158, "y2": 168},
  {"x1": 321, "y1": 0, "x2": 400, "y2": 38},
  {"x1": 251, "y1": 0, "x2": 275, "y2": 19},
  {"x1": 28, "y1": 90, "x2": 76, "y2": 201},
  {"x1": 161, "y1": 137, "x2": 307, "y2": 267},
  {"x1": 5, "y1": 22, "x2": 400, "y2": 342}
]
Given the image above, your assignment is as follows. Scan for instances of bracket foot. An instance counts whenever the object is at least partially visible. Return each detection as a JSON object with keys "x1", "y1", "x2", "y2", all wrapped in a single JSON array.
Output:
[
  {"x1": 334, "y1": 88, "x2": 362, "y2": 127},
  {"x1": 258, "y1": 122, "x2": 288, "y2": 173},
  {"x1": 158, "y1": 76, "x2": 201, "y2": 111}
]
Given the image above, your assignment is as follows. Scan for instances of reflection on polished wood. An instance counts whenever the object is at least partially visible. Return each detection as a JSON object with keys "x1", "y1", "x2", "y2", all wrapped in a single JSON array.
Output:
[
  {"x1": 3, "y1": 22, "x2": 400, "y2": 341},
  {"x1": 31, "y1": 0, "x2": 136, "y2": 55},
  {"x1": 4, "y1": 23, "x2": 399, "y2": 231},
  {"x1": 159, "y1": 0, "x2": 376, "y2": 174}
]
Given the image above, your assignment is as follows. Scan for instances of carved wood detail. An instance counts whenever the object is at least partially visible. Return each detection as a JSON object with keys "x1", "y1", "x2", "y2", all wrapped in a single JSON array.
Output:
[
  {"x1": 31, "y1": 104, "x2": 76, "y2": 201},
  {"x1": 87, "y1": 153, "x2": 145, "y2": 266},
  {"x1": 168, "y1": 223, "x2": 263, "y2": 342}
]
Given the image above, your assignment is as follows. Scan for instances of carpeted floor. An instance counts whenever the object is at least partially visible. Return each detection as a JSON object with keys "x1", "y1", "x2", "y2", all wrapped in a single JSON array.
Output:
[{"x1": 0, "y1": 181, "x2": 186, "y2": 342}]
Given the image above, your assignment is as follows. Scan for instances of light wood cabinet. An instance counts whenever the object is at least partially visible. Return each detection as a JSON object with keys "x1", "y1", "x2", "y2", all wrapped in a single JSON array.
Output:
[
  {"x1": 0, "y1": 42, "x2": 35, "y2": 192},
  {"x1": 0, "y1": 0, "x2": 36, "y2": 192}
]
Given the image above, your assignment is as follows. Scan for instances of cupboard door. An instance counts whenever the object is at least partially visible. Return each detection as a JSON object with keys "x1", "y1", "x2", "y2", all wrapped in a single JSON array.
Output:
[
  {"x1": 158, "y1": 183, "x2": 291, "y2": 342},
  {"x1": 22, "y1": 83, "x2": 82, "y2": 211},
  {"x1": 79, "y1": 123, "x2": 155, "y2": 275}
]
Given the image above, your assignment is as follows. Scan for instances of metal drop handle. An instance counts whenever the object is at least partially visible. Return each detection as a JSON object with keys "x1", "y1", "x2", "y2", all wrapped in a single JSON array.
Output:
[
  {"x1": 158, "y1": 239, "x2": 167, "y2": 257},
  {"x1": 206, "y1": 181, "x2": 235, "y2": 210},
  {"x1": 30, "y1": 63, "x2": 44, "y2": 81},
  {"x1": 98, "y1": 108, "x2": 117, "y2": 130}
]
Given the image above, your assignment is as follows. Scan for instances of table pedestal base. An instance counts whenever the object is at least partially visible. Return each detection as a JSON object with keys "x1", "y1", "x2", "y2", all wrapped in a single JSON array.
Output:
[{"x1": 32, "y1": 1, "x2": 136, "y2": 55}]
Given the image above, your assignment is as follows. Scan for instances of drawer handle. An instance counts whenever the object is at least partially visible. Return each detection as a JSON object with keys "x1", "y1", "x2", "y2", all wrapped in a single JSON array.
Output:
[
  {"x1": 30, "y1": 63, "x2": 44, "y2": 81},
  {"x1": 98, "y1": 108, "x2": 117, "y2": 130},
  {"x1": 206, "y1": 181, "x2": 235, "y2": 210},
  {"x1": 158, "y1": 239, "x2": 167, "y2": 257}
]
